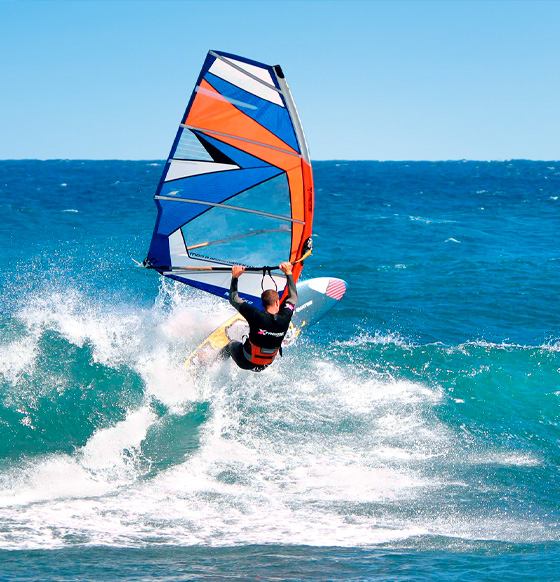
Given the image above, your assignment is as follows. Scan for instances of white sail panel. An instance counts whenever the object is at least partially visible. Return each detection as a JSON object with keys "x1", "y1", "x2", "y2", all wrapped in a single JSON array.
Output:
[
  {"x1": 208, "y1": 58, "x2": 284, "y2": 107},
  {"x1": 165, "y1": 160, "x2": 239, "y2": 182},
  {"x1": 169, "y1": 229, "x2": 188, "y2": 261}
]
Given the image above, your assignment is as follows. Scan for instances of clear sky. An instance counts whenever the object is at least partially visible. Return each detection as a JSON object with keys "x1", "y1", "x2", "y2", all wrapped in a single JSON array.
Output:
[{"x1": 1, "y1": 0, "x2": 559, "y2": 160}]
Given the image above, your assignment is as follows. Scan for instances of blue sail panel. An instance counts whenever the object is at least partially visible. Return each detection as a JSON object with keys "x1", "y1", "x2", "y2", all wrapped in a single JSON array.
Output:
[{"x1": 157, "y1": 166, "x2": 284, "y2": 235}]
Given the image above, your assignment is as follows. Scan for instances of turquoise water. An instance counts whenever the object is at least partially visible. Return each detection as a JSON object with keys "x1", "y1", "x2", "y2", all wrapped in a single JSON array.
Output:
[{"x1": 1, "y1": 160, "x2": 559, "y2": 579}]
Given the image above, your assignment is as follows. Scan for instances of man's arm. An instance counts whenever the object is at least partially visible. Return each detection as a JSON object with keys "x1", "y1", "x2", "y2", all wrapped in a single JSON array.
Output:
[
  {"x1": 280, "y1": 262, "x2": 297, "y2": 307},
  {"x1": 229, "y1": 265, "x2": 246, "y2": 312}
]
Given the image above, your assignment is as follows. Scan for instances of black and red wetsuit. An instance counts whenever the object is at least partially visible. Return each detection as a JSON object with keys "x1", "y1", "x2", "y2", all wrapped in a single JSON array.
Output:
[{"x1": 227, "y1": 274, "x2": 298, "y2": 371}]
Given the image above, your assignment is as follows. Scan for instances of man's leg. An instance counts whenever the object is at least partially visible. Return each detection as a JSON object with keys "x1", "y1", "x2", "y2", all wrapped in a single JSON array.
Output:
[{"x1": 226, "y1": 341, "x2": 253, "y2": 370}]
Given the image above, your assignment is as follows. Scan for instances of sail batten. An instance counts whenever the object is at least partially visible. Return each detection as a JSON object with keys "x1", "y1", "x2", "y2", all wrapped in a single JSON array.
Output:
[
  {"x1": 146, "y1": 50, "x2": 314, "y2": 308},
  {"x1": 180, "y1": 125, "x2": 302, "y2": 158},
  {"x1": 154, "y1": 196, "x2": 304, "y2": 224}
]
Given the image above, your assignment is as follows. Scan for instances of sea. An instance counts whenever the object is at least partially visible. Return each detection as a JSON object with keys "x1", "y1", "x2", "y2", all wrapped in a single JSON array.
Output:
[{"x1": 1, "y1": 159, "x2": 559, "y2": 581}]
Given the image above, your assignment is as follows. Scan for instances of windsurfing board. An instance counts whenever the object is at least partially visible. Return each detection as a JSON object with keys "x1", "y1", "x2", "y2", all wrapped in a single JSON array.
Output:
[{"x1": 185, "y1": 277, "x2": 347, "y2": 369}]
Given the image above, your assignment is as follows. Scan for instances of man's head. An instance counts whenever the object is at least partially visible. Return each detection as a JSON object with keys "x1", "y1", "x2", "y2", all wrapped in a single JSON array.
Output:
[{"x1": 261, "y1": 289, "x2": 280, "y2": 313}]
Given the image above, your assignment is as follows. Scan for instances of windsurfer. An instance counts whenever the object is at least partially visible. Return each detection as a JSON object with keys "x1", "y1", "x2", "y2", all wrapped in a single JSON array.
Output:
[{"x1": 224, "y1": 262, "x2": 298, "y2": 371}]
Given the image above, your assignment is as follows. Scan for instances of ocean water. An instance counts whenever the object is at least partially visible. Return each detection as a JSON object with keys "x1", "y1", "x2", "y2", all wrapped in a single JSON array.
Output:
[{"x1": 1, "y1": 159, "x2": 559, "y2": 580}]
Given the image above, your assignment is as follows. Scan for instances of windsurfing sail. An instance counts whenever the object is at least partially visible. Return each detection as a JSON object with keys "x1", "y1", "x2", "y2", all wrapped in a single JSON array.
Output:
[{"x1": 145, "y1": 50, "x2": 314, "y2": 307}]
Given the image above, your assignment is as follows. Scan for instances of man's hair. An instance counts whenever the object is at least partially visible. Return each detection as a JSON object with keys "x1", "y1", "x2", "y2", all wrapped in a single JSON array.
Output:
[{"x1": 261, "y1": 289, "x2": 279, "y2": 308}]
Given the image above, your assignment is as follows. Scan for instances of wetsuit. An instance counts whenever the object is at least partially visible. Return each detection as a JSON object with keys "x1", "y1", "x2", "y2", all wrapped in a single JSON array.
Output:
[{"x1": 226, "y1": 274, "x2": 298, "y2": 371}]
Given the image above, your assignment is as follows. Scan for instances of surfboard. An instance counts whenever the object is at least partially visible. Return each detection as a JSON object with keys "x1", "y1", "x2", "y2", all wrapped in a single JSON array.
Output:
[{"x1": 185, "y1": 277, "x2": 347, "y2": 369}]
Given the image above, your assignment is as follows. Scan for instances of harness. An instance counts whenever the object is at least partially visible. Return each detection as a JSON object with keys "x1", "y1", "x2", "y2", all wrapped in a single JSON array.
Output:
[{"x1": 243, "y1": 340, "x2": 281, "y2": 366}]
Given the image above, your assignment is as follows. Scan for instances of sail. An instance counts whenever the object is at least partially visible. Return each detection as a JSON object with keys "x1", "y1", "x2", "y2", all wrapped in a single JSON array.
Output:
[{"x1": 145, "y1": 50, "x2": 314, "y2": 307}]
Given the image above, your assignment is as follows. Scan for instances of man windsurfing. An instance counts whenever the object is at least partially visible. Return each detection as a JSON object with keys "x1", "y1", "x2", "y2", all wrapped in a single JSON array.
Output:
[{"x1": 225, "y1": 262, "x2": 297, "y2": 372}]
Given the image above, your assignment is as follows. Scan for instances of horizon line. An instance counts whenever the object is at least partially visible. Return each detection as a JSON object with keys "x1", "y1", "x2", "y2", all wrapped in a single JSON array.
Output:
[{"x1": 1, "y1": 158, "x2": 559, "y2": 163}]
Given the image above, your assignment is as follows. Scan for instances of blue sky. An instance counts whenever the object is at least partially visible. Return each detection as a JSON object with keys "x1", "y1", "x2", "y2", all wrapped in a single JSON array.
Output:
[{"x1": 1, "y1": 0, "x2": 559, "y2": 160}]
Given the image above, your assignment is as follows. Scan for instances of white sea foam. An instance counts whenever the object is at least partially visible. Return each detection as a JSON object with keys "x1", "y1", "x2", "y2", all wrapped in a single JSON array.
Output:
[
  {"x1": 17, "y1": 288, "x2": 144, "y2": 368},
  {"x1": 0, "y1": 335, "x2": 38, "y2": 384},
  {"x1": 455, "y1": 338, "x2": 560, "y2": 353},
  {"x1": 0, "y1": 329, "x2": 447, "y2": 548},
  {"x1": 459, "y1": 339, "x2": 524, "y2": 350},
  {"x1": 0, "y1": 456, "x2": 114, "y2": 508},
  {"x1": 80, "y1": 405, "x2": 156, "y2": 475},
  {"x1": 334, "y1": 330, "x2": 414, "y2": 348},
  {"x1": 0, "y1": 405, "x2": 161, "y2": 511},
  {"x1": 464, "y1": 452, "x2": 541, "y2": 467},
  {"x1": 409, "y1": 216, "x2": 456, "y2": 225},
  {"x1": 0, "y1": 282, "x2": 554, "y2": 550},
  {"x1": 378, "y1": 264, "x2": 408, "y2": 271}
]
